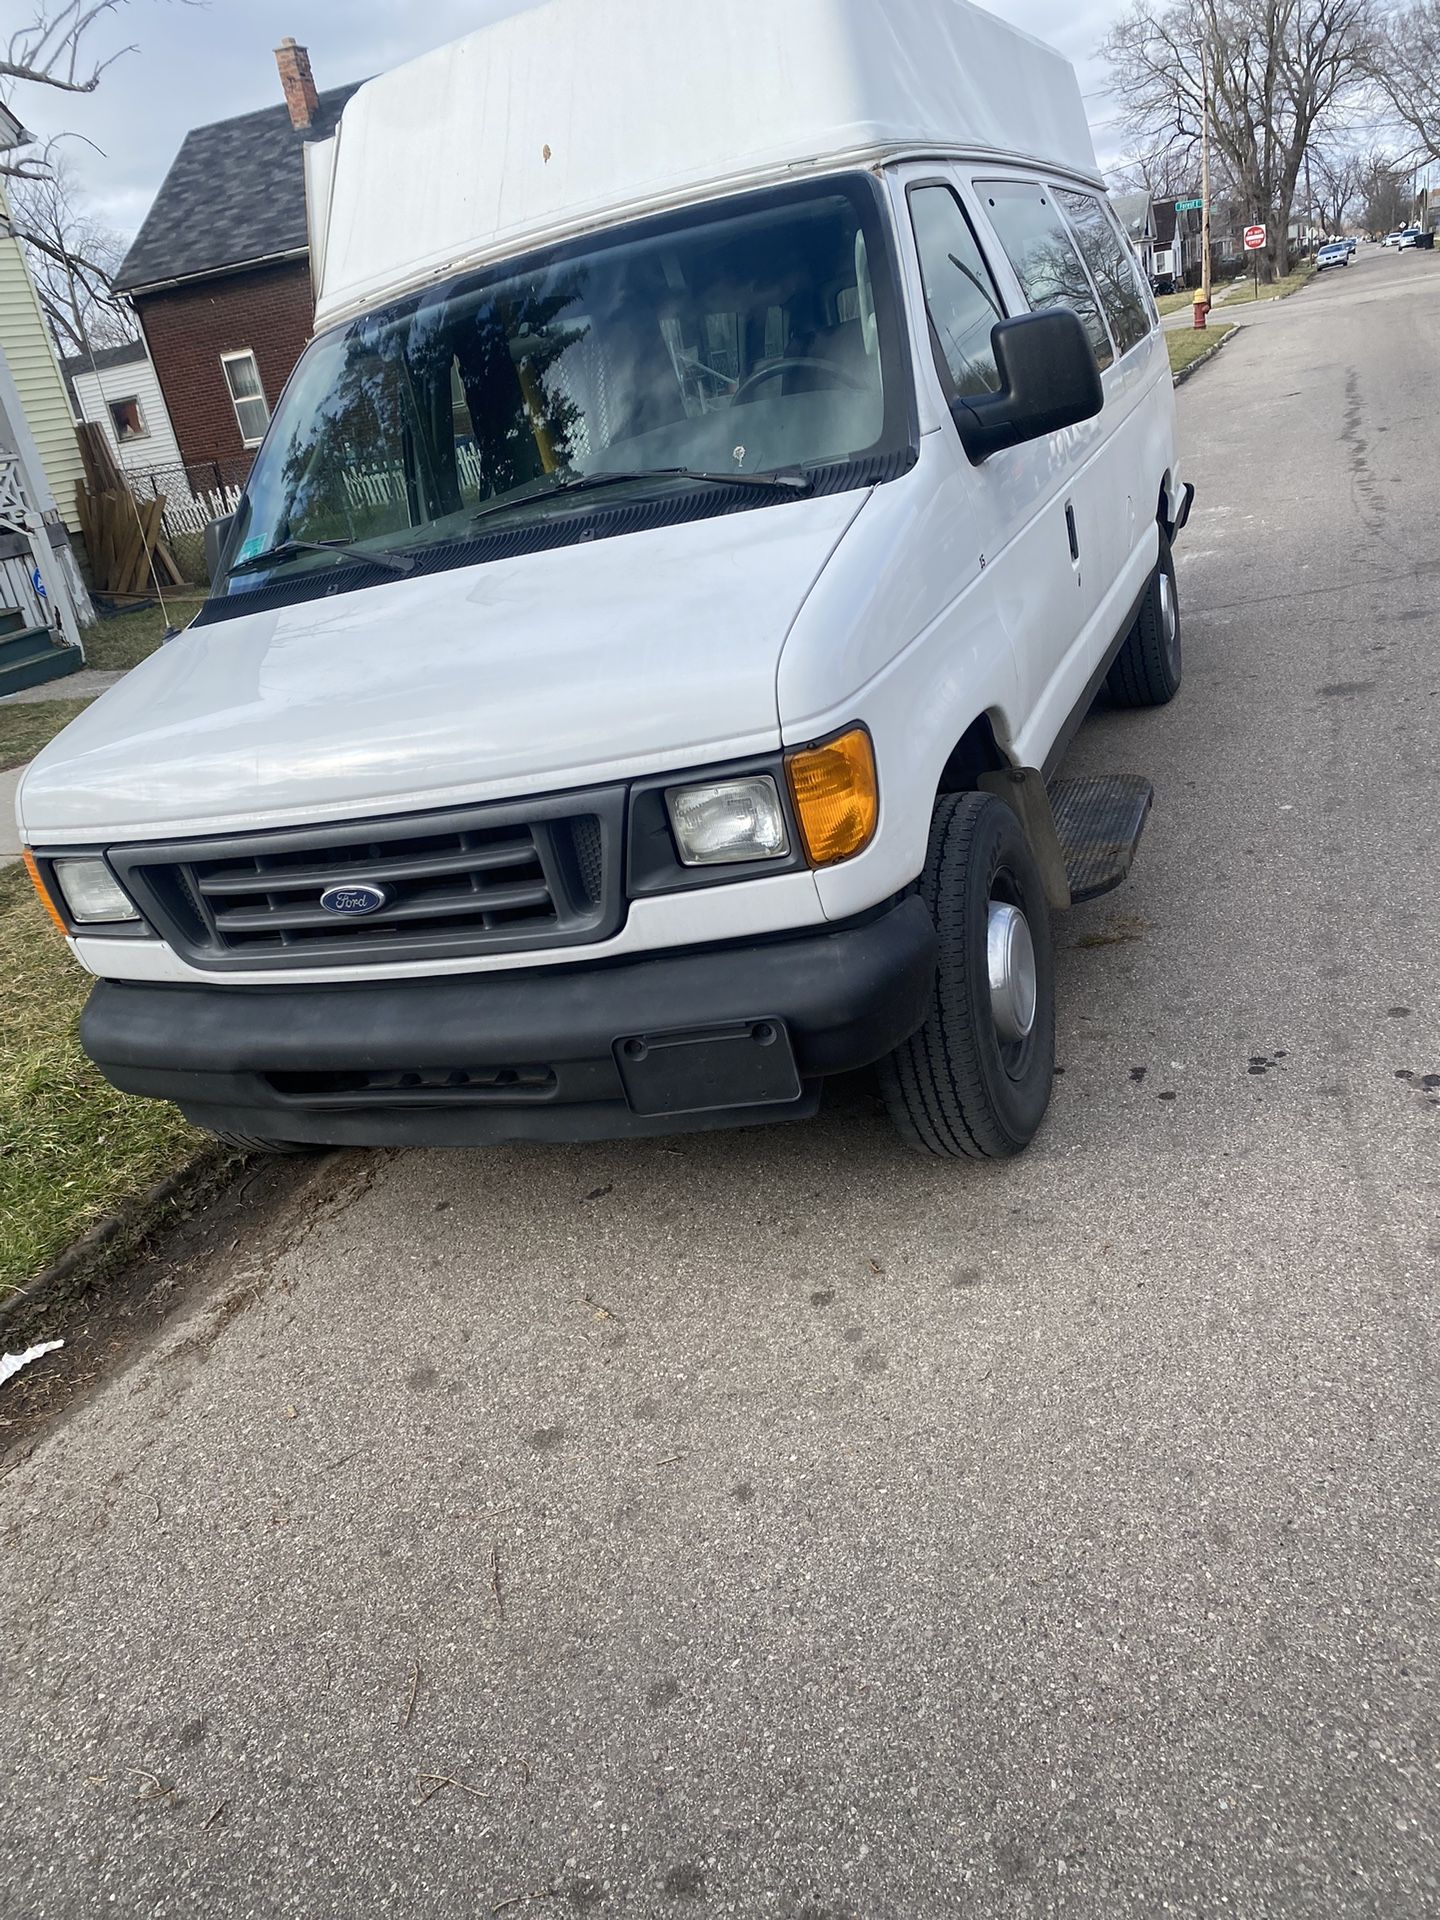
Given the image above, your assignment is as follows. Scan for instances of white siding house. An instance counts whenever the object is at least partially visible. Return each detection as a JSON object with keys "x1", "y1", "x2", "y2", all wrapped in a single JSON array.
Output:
[
  {"x1": 0, "y1": 178, "x2": 88, "y2": 535},
  {"x1": 63, "y1": 338, "x2": 186, "y2": 482},
  {"x1": 0, "y1": 103, "x2": 91, "y2": 670}
]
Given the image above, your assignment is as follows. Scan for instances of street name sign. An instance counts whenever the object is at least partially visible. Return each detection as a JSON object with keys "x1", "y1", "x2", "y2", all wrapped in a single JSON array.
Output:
[{"x1": 1176, "y1": 198, "x2": 1204, "y2": 211}]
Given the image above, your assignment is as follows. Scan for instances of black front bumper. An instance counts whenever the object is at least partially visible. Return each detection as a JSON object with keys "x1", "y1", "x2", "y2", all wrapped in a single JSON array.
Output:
[{"x1": 81, "y1": 897, "x2": 938, "y2": 1146}]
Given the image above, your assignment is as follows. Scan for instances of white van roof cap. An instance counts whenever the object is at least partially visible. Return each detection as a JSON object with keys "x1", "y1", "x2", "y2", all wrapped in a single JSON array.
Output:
[{"x1": 311, "y1": 0, "x2": 1100, "y2": 328}]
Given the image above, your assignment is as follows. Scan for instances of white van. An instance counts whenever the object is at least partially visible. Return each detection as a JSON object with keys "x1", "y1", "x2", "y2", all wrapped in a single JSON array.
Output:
[{"x1": 19, "y1": 0, "x2": 1191, "y2": 1160}]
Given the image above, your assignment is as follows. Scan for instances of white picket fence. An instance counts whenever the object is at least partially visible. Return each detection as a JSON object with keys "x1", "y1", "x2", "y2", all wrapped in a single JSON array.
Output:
[
  {"x1": 152, "y1": 445, "x2": 486, "y2": 551},
  {"x1": 338, "y1": 444, "x2": 486, "y2": 508},
  {"x1": 159, "y1": 482, "x2": 245, "y2": 540}
]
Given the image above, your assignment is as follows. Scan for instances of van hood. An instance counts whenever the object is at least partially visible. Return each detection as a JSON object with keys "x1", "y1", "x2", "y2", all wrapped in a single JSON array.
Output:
[{"x1": 20, "y1": 494, "x2": 868, "y2": 845}]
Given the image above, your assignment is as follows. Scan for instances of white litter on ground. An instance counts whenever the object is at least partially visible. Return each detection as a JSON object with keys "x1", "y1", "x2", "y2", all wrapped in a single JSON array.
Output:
[{"x1": 0, "y1": 1340, "x2": 64, "y2": 1388}]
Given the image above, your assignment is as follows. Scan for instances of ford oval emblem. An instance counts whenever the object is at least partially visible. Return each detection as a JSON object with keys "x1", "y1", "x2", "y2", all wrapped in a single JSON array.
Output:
[{"x1": 320, "y1": 883, "x2": 389, "y2": 917}]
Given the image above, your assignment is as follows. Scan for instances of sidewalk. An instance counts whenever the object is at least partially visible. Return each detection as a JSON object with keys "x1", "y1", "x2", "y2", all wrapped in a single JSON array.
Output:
[
  {"x1": 0, "y1": 667, "x2": 125, "y2": 705},
  {"x1": 1161, "y1": 280, "x2": 1252, "y2": 332},
  {"x1": 2, "y1": 764, "x2": 23, "y2": 870}
]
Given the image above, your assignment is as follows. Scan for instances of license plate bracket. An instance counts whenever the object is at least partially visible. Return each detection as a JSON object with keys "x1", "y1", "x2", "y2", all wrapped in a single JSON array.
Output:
[{"x1": 614, "y1": 1018, "x2": 802, "y2": 1116}]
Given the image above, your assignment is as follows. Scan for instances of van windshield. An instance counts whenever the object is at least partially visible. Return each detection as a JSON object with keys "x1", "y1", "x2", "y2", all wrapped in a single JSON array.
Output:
[{"x1": 211, "y1": 175, "x2": 908, "y2": 606}]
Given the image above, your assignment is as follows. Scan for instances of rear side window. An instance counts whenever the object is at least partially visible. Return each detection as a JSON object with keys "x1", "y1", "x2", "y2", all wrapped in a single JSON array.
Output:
[
  {"x1": 908, "y1": 184, "x2": 1006, "y2": 398},
  {"x1": 977, "y1": 181, "x2": 1113, "y2": 371},
  {"x1": 1053, "y1": 188, "x2": 1153, "y2": 356}
]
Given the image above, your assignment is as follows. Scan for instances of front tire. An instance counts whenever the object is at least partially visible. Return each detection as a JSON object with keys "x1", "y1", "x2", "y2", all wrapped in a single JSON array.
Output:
[
  {"x1": 1106, "y1": 527, "x2": 1181, "y2": 708},
  {"x1": 879, "y1": 793, "x2": 1055, "y2": 1159}
]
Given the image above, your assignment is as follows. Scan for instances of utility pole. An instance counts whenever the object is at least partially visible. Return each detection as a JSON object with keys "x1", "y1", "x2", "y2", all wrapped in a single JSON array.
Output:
[
  {"x1": 1200, "y1": 58, "x2": 1213, "y2": 310},
  {"x1": 1306, "y1": 149, "x2": 1314, "y2": 247}
]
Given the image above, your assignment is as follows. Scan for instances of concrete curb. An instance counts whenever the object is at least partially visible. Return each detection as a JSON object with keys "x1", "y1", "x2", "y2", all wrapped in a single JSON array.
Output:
[
  {"x1": 1172, "y1": 326, "x2": 1238, "y2": 387},
  {"x1": 0, "y1": 1147, "x2": 232, "y2": 1337}
]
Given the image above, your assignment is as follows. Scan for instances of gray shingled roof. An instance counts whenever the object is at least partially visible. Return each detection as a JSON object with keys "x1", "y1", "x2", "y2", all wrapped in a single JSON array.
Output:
[
  {"x1": 113, "y1": 81, "x2": 364, "y2": 294},
  {"x1": 1111, "y1": 191, "x2": 1152, "y2": 242},
  {"x1": 59, "y1": 339, "x2": 149, "y2": 377}
]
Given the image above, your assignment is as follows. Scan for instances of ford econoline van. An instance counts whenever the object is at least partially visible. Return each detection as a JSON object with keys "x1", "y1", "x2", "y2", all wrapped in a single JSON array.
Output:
[{"x1": 18, "y1": 0, "x2": 1191, "y2": 1160}]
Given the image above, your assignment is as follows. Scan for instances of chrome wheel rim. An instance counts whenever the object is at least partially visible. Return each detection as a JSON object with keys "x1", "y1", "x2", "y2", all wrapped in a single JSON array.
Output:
[{"x1": 987, "y1": 900, "x2": 1037, "y2": 1046}]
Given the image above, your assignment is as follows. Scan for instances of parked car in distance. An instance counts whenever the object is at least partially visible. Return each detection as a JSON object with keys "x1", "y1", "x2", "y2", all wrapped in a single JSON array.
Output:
[
  {"x1": 1383, "y1": 230, "x2": 1406, "y2": 247},
  {"x1": 1315, "y1": 241, "x2": 1351, "y2": 270},
  {"x1": 1396, "y1": 228, "x2": 1424, "y2": 250}
]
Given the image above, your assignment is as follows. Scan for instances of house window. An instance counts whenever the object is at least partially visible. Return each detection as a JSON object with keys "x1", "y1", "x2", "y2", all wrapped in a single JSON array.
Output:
[
  {"x1": 108, "y1": 395, "x2": 148, "y2": 442},
  {"x1": 221, "y1": 350, "x2": 271, "y2": 447}
]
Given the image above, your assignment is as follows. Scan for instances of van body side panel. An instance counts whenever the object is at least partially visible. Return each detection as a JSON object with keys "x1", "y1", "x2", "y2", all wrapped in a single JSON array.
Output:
[
  {"x1": 894, "y1": 167, "x2": 1101, "y2": 750},
  {"x1": 775, "y1": 432, "x2": 1023, "y2": 920},
  {"x1": 953, "y1": 165, "x2": 1177, "y2": 766}
]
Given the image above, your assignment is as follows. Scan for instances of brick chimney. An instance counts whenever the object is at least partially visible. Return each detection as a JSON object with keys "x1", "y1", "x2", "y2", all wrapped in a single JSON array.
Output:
[{"x1": 275, "y1": 36, "x2": 319, "y2": 130}]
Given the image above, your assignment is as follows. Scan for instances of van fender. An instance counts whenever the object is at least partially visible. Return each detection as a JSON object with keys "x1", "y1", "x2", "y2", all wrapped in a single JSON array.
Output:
[{"x1": 978, "y1": 765, "x2": 1072, "y2": 910}]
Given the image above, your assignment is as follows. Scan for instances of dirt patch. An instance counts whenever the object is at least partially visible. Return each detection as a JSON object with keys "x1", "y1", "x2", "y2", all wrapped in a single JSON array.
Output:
[
  {"x1": 0, "y1": 1150, "x2": 384, "y2": 1469},
  {"x1": 1073, "y1": 913, "x2": 1151, "y2": 950}
]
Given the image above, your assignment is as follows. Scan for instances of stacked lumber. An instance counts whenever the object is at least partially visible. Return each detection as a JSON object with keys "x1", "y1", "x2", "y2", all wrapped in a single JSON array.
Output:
[{"x1": 73, "y1": 422, "x2": 186, "y2": 595}]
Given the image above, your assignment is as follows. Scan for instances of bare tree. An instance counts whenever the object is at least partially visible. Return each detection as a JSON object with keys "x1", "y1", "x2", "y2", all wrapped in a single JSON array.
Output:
[
  {"x1": 1109, "y1": 150, "x2": 1203, "y2": 202},
  {"x1": 1369, "y1": 1, "x2": 1440, "y2": 160},
  {"x1": 1358, "y1": 149, "x2": 1412, "y2": 231},
  {"x1": 1099, "y1": 0, "x2": 1381, "y2": 277},
  {"x1": 4, "y1": 3, "x2": 133, "y2": 96},
  {"x1": 1309, "y1": 144, "x2": 1364, "y2": 233},
  {"x1": 7, "y1": 148, "x2": 135, "y2": 356},
  {"x1": 1, "y1": 3, "x2": 135, "y2": 178}
]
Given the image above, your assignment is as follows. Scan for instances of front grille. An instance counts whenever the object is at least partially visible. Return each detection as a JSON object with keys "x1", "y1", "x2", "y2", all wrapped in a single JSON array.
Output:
[{"x1": 113, "y1": 789, "x2": 626, "y2": 971}]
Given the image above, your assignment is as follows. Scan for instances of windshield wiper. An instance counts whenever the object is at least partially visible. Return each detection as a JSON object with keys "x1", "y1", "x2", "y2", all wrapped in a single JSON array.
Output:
[
  {"x1": 470, "y1": 466, "x2": 812, "y2": 528},
  {"x1": 226, "y1": 536, "x2": 417, "y2": 578}
]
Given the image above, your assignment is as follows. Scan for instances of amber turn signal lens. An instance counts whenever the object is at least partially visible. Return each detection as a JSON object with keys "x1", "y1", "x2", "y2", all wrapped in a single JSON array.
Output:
[
  {"x1": 22, "y1": 849, "x2": 69, "y2": 936},
  {"x1": 785, "y1": 727, "x2": 878, "y2": 867}
]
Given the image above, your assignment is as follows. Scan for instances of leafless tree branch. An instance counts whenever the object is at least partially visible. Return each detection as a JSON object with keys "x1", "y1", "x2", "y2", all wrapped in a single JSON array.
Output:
[
  {"x1": 1099, "y1": 0, "x2": 1383, "y2": 276},
  {"x1": 6, "y1": 146, "x2": 136, "y2": 356},
  {"x1": 2, "y1": 2, "x2": 135, "y2": 96},
  {"x1": 1367, "y1": 0, "x2": 1440, "y2": 159}
]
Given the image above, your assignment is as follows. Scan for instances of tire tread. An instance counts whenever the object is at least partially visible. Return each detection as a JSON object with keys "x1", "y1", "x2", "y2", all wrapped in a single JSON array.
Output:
[
  {"x1": 1106, "y1": 528, "x2": 1181, "y2": 709},
  {"x1": 879, "y1": 793, "x2": 1052, "y2": 1160}
]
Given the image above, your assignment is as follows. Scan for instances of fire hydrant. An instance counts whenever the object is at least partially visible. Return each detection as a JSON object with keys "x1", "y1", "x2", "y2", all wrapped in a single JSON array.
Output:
[{"x1": 1192, "y1": 293, "x2": 1210, "y2": 329}]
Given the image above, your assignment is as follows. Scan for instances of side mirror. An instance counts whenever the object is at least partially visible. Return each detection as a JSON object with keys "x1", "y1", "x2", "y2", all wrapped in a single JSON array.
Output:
[
  {"x1": 203, "y1": 511, "x2": 236, "y2": 583},
  {"x1": 952, "y1": 308, "x2": 1104, "y2": 463}
]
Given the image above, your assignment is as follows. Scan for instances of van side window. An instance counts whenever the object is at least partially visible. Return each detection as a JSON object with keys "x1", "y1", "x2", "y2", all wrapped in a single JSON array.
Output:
[
  {"x1": 978, "y1": 181, "x2": 1114, "y2": 371},
  {"x1": 908, "y1": 185, "x2": 1005, "y2": 398},
  {"x1": 1053, "y1": 188, "x2": 1152, "y2": 355}
]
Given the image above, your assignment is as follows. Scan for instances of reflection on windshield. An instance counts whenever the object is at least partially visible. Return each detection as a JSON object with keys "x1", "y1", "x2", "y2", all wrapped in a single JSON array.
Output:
[{"x1": 220, "y1": 178, "x2": 902, "y2": 597}]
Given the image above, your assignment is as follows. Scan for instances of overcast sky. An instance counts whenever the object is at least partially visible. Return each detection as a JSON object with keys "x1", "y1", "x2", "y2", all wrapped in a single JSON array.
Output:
[{"x1": 18, "y1": 0, "x2": 1128, "y2": 243}]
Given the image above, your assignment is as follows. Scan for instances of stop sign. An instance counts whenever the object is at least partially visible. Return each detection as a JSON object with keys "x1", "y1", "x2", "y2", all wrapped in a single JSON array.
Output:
[{"x1": 1243, "y1": 225, "x2": 1267, "y2": 251}]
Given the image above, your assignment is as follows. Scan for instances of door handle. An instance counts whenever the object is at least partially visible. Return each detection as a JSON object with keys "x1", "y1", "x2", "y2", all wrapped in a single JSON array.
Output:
[{"x1": 1064, "y1": 501, "x2": 1080, "y2": 563}]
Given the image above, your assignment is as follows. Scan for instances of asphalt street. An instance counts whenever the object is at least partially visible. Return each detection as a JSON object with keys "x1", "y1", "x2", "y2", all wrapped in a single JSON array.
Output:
[{"x1": 3, "y1": 244, "x2": 1438, "y2": 1919}]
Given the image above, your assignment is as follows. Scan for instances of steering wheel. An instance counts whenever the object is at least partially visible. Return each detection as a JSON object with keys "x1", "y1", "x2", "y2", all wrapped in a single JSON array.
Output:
[{"x1": 732, "y1": 355, "x2": 868, "y2": 402}]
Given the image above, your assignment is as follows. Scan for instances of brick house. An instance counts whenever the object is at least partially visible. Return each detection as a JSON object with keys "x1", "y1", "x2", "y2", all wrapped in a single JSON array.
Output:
[{"x1": 113, "y1": 42, "x2": 360, "y2": 486}]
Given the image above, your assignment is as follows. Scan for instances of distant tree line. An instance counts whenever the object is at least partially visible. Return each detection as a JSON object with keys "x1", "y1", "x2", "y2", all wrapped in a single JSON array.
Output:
[{"x1": 1101, "y1": 0, "x2": 1440, "y2": 276}]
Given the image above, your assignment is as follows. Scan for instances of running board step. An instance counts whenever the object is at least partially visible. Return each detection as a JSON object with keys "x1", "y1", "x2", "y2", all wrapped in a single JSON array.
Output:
[{"x1": 1049, "y1": 775, "x2": 1154, "y2": 903}]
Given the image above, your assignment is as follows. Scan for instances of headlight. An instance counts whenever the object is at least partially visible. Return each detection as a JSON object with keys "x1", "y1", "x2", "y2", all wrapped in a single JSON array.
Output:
[
  {"x1": 665, "y1": 776, "x2": 790, "y2": 866},
  {"x1": 50, "y1": 856, "x2": 141, "y2": 924}
]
